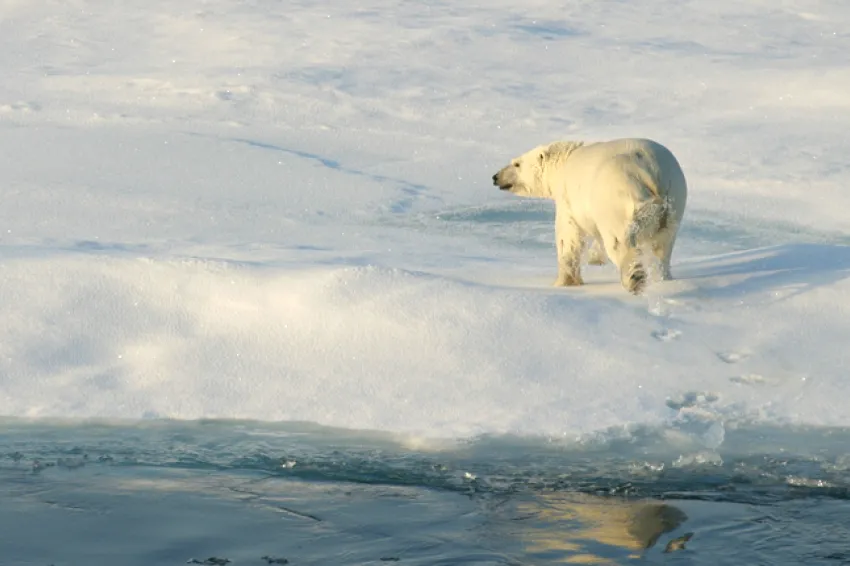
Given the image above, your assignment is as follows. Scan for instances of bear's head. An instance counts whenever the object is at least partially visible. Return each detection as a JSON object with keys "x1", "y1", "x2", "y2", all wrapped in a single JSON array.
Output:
[{"x1": 491, "y1": 145, "x2": 549, "y2": 198}]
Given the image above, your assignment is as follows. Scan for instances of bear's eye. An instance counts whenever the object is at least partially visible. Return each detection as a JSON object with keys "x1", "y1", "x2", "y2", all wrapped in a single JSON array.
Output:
[{"x1": 513, "y1": 162, "x2": 520, "y2": 168}]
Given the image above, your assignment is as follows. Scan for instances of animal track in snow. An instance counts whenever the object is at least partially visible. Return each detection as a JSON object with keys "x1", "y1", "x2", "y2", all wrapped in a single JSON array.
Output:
[
  {"x1": 647, "y1": 295, "x2": 682, "y2": 317},
  {"x1": 666, "y1": 391, "x2": 719, "y2": 411},
  {"x1": 729, "y1": 373, "x2": 774, "y2": 386},
  {"x1": 0, "y1": 100, "x2": 41, "y2": 114},
  {"x1": 652, "y1": 328, "x2": 682, "y2": 342},
  {"x1": 716, "y1": 351, "x2": 749, "y2": 364}
]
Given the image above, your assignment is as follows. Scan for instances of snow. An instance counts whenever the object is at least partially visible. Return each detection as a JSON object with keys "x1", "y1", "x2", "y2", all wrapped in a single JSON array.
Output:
[{"x1": 1, "y1": 0, "x2": 849, "y2": 439}]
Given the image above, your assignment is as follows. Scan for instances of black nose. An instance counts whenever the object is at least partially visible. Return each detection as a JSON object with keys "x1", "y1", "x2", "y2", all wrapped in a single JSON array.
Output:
[{"x1": 492, "y1": 174, "x2": 498, "y2": 184}]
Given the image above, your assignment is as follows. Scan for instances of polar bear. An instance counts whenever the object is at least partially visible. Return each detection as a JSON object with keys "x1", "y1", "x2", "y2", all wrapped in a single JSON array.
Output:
[{"x1": 492, "y1": 138, "x2": 687, "y2": 294}]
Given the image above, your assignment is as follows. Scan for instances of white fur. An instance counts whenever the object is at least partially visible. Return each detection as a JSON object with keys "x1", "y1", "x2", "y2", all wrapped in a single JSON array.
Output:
[{"x1": 492, "y1": 138, "x2": 688, "y2": 294}]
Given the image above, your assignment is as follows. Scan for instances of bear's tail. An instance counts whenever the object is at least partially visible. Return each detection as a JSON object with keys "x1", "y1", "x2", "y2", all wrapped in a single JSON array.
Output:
[{"x1": 627, "y1": 197, "x2": 670, "y2": 249}]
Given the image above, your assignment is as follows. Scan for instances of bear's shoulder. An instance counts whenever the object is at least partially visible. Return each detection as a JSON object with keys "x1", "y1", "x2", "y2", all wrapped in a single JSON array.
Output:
[{"x1": 543, "y1": 141, "x2": 585, "y2": 165}]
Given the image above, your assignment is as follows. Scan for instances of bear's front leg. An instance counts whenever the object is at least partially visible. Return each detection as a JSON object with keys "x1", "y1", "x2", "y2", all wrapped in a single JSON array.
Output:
[
  {"x1": 585, "y1": 237, "x2": 608, "y2": 265},
  {"x1": 553, "y1": 211, "x2": 584, "y2": 287}
]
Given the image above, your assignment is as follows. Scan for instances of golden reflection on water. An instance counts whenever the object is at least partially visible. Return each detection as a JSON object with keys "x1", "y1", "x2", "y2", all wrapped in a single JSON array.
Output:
[{"x1": 517, "y1": 492, "x2": 687, "y2": 564}]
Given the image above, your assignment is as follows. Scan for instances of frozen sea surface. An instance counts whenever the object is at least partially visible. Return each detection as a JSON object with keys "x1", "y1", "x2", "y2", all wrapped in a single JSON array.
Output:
[{"x1": 4, "y1": 420, "x2": 850, "y2": 565}]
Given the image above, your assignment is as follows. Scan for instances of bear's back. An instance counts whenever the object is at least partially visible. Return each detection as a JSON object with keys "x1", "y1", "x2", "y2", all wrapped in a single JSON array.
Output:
[{"x1": 568, "y1": 138, "x2": 687, "y2": 200}]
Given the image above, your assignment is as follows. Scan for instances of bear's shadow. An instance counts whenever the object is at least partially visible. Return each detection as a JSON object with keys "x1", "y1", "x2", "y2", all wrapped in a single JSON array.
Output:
[{"x1": 672, "y1": 243, "x2": 850, "y2": 302}]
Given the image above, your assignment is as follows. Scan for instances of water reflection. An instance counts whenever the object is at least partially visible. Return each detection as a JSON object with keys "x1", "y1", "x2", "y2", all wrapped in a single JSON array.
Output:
[{"x1": 516, "y1": 492, "x2": 687, "y2": 563}]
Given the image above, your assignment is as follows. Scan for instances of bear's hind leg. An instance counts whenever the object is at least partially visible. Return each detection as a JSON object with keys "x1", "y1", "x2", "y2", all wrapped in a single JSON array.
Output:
[
  {"x1": 653, "y1": 244, "x2": 673, "y2": 281},
  {"x1": 651, "y1": 231, "x2": 677, "y2": 281},
  {"x1": 602, "y1": 236, "x2": 647, "y2": 295},
  {"x1": 624, "y1": 254, "x2": 648, "y2": 295}
]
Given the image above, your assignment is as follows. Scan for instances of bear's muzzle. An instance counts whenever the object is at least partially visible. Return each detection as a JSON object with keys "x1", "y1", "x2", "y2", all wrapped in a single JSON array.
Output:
[{"x1": 492, "y1": 172, "x2": 512, "y2": 191}]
